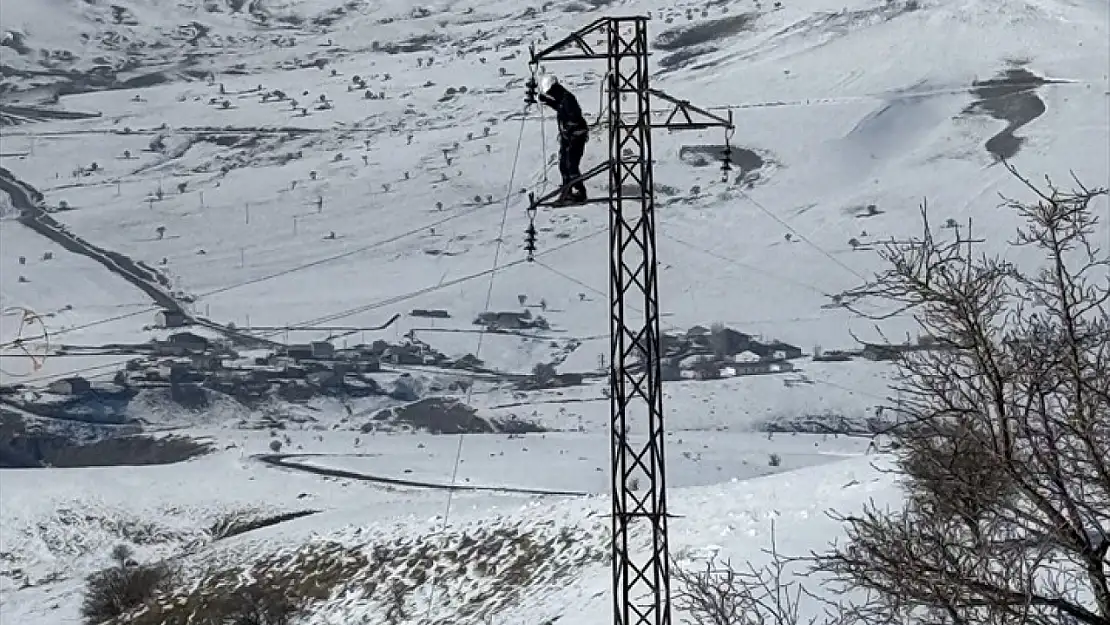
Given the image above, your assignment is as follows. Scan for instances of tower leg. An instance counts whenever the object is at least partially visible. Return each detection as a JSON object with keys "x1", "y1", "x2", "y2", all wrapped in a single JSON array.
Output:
[{"x1": 606, "y1": 17, "x2": 671, "y2": 625}]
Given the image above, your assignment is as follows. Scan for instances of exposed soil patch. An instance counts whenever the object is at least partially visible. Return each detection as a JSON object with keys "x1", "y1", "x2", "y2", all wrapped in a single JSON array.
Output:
[
  {"x1": 208, "y1": 510, "x2": 320, "y2": 541},
  {"x1": 0, "y1": 104, "x2": 103, "y2": 126},
  {"x1": 658, "y1": 45, "x2": 720, "y2": 73},
  {"x1": 366, "y1": 397, "x2": 547, "y2": 434},
  {"x1": 759, "y1": 412, "x2": 891, "y2": 436},
  {"x1": 372, "y1": 34, "x2": 447, "y2": 55},
  {"x1": 680, "y1": 144, "x2": 765, "y2": 177},
  {"x1": 963, "y1": 67, "x2": 1054, "y2": 160},
  {"x1": 561, "y1": 0, "x2": 619, "y2": 11},
  {"x1": 0, "y1": 427, "x2": 213, "y2": 468},
  {"x1": 655, "y1": 13, "x2": 758, "y2": 51}
]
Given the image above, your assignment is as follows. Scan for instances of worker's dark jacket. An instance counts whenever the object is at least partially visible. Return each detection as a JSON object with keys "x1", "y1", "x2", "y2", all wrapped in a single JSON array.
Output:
[{"x1": 539, "y1": 84, "x2": 589, "y2": 141}]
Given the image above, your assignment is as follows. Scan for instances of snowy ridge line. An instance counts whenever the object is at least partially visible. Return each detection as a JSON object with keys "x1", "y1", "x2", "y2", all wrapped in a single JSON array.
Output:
[
  {"x1": 0, "y1": 166, "x2": 181, "y2": 310},
  {"x1": 254, "y1": 453, "x2": 591, "y2": 497},
  {"x1": 491, "y1": 78, "x2": 1101, "y2": 124},
  {"x1": 10, "y1": 76, "x2": 1096, "y2": 139},
  {"x1": 0, "y1": 166, "x2": 277, "y2": 351}
]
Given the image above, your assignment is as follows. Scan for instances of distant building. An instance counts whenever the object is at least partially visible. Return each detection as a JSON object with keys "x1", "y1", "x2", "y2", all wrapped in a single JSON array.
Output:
[
  {"x1": 190, "y1": 353, "x2": 222, "y2": 371},
  {"x1": 861, "y1": 343, "x2": 902, "y2": 361},
  {"x1": 730, "y1": 360, "x2": 795, "y2": 376},
  {"x1": 158, "y1": 361, "x2": 197, "y2": 383},
  {"x1": 168, "y1": 332, "x2": 209, "y2": 353},
  {"x1": 410, "y1": 309, "x2": 450, "y2": 318},
  {"x1": 764, "y1": 341, "x2": 803, "y2": 360},
  {"x1": 745, "y1": 339, "x2": 801, "y2": 360},
  {"x1": 154, "y1": 309, "x2": 188, "y2": 328},
  {"x1": 473, "y1": 310, "x2": 547, "y2": 331},
  {"x1": 716, "y1": 328, "x2": 754, "y2": 354},
  {"x1": 47, "y1": 376, "x2": 91, "y2": 395},
  {"x1": 286, "y1": 341, "x2": 335, "y2": 361}
]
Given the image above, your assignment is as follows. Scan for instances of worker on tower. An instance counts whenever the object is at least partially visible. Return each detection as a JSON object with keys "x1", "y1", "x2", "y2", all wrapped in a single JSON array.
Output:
[{"x1": 537, "y1": 74, "x2": 589, "y2": 206}]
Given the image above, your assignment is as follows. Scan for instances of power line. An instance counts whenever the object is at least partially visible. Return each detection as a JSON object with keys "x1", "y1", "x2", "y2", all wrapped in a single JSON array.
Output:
[
  {"x1": 735, "y1": 189, "x2": 869, "y2": 282},
  {"x1": 659, "y1": 232, "x2": 837, "y2": 297},
  {"x1": 263, "y1": 227, "x2": 606, "y2": 335},
  {"x1": 4, "y1": 358, "x2": 133, "y2": 385},
  {"x1": 198, "y1": 202, "x2": 495, "y2": 299},
  {"x1": 530, "y1": 258, "x2": 692, "y2": 333},
  {"x1": 2, "y1": 161, "x2": 560, "y2": 352},
  {"x1": 423, "y1": 109, "x2": 530, "y2": 617},
  {"x1": 0, "y1": 306, "x2": 160, "y2": 350}
]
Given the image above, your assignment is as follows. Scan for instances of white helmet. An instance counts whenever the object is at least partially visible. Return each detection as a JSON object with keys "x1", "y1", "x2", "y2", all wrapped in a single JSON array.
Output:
[{"x1": 538, "y1": 74, "x2": 558, "y2": 95}]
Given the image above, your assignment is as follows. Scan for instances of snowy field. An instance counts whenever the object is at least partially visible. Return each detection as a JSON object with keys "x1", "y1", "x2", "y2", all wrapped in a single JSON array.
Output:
[
  {"x1": 0, "y1": 0, "x2": 1107, "y2": 622},
  {"x1": 293, "y1": 430, "x2": 870, "y2": 493},
  {"x1": 0, "y1": 427, "x2": 887, "y2": 625}
]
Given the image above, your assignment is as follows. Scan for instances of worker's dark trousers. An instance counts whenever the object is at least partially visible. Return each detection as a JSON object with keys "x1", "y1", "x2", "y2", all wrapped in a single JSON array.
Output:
[{"x1": 559, "y1": 134, "x2": 588, "y2": 199}]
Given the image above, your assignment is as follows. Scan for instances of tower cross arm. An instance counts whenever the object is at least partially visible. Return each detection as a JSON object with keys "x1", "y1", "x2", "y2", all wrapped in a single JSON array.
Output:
[
  {"x1": 529, "y1": 18, "x2": 612, "y2": 63},
  {"x1": 527, "y1": 160, "x2": 613, "y2": 208},
  {"x1": 647, "y1": 88, "x2": 734, "y2": 131}
]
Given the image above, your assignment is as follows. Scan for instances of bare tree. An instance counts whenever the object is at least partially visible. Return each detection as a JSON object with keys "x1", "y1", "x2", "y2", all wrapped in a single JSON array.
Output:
[
  {"x1": 819, "y1": 164, "x2": 1110, "y2": 625},
  {"x1": 672, "y1": 524, "x2": 824, "y2": 625}
]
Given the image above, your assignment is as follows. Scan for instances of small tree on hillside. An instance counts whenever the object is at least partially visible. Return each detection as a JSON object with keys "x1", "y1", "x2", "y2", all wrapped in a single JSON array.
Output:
[
  {"x1": 708, "y1": 322, "x2": 732, "y2": 359},
  {"x1": 82, "y1": 555, "x2": 176, "y2": 623},
  {"x1": 818, "y1": 164, "x2": 1110, "y2": 624},
  {"x1": 532, "y1": 362, "x2": 557, "y2": 384}
]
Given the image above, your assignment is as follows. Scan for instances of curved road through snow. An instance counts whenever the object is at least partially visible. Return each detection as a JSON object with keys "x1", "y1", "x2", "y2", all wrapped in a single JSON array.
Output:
[{"x1": 254, "y1": 453, "x2": 590, "y2": 497}]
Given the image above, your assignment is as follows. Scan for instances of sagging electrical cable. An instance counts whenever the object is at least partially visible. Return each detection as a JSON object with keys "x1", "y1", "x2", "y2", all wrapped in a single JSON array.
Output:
[{"x1": 422, "y1": 105, "x2": 531, "y2": 619}]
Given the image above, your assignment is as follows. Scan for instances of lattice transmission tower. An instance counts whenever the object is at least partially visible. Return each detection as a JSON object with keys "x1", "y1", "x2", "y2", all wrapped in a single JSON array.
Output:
[{"x1": 522, "y1": 16, "x2": 735, "y2": 625}]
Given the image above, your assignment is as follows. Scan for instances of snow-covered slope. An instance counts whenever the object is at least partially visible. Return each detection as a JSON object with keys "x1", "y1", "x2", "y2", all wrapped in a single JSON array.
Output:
[{"x1": 0, "y1": 0, "x2": 1106, "y2": 622}]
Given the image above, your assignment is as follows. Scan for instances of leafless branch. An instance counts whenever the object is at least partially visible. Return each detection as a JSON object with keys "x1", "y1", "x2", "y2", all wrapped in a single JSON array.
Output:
[{"x1": 815, "y1": 163, "x2": 1110, "y2": 624}]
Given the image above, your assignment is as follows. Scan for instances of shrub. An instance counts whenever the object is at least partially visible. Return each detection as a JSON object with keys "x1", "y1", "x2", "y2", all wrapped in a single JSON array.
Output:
[
  {"x1": 225, "y1": 585, "x2": 299, "y2": 625},
  {"x1": 82, "y1": 560, "x2": 176, "y2": 623}
]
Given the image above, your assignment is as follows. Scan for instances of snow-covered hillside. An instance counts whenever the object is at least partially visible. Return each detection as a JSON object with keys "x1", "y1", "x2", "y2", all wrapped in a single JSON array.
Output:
[{"x1": 1, "y1": 0, "x2": 1106, "y2": 622}]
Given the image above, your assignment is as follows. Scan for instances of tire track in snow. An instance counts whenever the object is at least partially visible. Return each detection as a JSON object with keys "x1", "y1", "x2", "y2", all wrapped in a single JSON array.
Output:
[{"x1": 254, "y1": 453, "x2": 589, "y2": 497}]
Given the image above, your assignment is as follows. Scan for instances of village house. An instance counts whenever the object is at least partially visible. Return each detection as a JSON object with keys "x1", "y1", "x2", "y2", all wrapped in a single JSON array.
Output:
[
  {"x1": 154, "y1": 309, "x2": 188, "y2": 328},
  {"x1": 285, "y1": 341, "x2": 335, "y2": 361},
  {"x1": 168, "y1": 331, "x2": 210, "y2": 353},
  {"x1": 745, "y1": 340, "x2": 803, "y2": 360},
  {"x1": 47, "y1": 376, "x2": 92, "y2": 395},
  {"x1": 190, "y1": 353, "x2": 222, "y2": 371},
  {"x1": 725, "y1": 360, "x2": 795, "y2": 376},
  {"x1": 158, "y1": 360, "x2": 200, "y2": 383},
  {"x1": 381, "y1": 344, "x2": 423, "y2": 365},
  {"x1": 473, "y1": 310, "x2": 548, "y2": 331},
  {"x1": 686, "y1": 325, "x2": 711, "y2": 340},
  {"x1": 861, "y1": 343, "x2": 902, "y2": 361}
]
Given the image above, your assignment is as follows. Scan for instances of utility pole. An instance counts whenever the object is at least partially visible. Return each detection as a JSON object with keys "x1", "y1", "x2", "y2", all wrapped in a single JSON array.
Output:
[{"x1": 525, "y1": 16, "x2": 734, "y2": 625}]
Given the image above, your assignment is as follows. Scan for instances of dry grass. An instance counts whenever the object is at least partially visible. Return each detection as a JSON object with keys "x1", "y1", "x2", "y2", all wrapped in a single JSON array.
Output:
[{"x1": 111, "y1": 518, "x2": 607, "y2": 624}]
